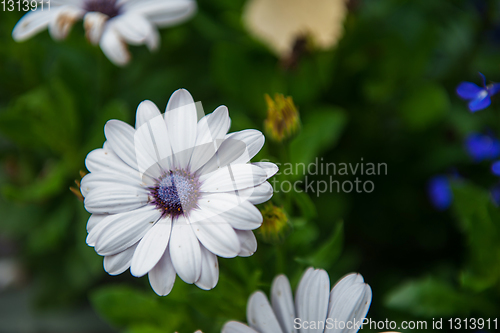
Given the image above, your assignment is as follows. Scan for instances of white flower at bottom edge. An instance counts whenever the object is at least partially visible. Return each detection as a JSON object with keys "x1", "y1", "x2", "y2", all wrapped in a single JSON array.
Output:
[
  {"x1": 222, "y1": 267, "x2": 372, "y2": 333},
  {"x1": 81, "y1": 88, "x2": 278, "y2": 296},
  {"x1": 12, "y1": 0, "x2": 196, "y2": 66}
]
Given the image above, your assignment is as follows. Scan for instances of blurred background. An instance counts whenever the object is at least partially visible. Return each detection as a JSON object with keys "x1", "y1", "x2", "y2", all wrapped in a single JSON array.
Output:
[{"x1": 1, "y1": 0, "x2": 500, "y2": 332}]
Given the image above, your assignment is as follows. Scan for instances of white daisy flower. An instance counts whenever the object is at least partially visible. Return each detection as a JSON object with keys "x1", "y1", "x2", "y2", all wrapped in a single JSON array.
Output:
[
  {"x1": 12, "y1": 0, "x2": 197, "y2": 66},
  {"x1": 81, "y1": 88, "x2": 278, "y2": 296},
  {"x1": 222, "y1": 267, "x2": 372, "y2": 333}
]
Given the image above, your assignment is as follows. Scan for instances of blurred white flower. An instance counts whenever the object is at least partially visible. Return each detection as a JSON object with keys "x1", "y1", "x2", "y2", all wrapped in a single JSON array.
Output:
[
  {"x1": 243, "y1": 0, "x2": 348, "y2": 58},
  {"x1": 81, "y1": 88, "x2": 278, "y2": 296},
  {"x1": 0, "y1": 259, "x2": 24, "y2": 290},
  {"x1": 222, "y1": 267, "x2": 372, "y2": 333},
  {"x1": 12, "y1": 0, "x2": 197, "y2": 66}
]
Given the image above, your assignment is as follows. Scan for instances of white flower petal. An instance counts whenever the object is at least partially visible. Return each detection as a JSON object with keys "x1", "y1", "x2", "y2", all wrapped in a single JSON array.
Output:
[
  {"x1": 195, "y1": 106, "x2": 231, "y2": 146},
  {"x1": 164, "y1": 89, "x2": 198, "y2": 169},
  {"x1": 294, "y1": 267, "x2": 314, "y2": 307},
  {"x1": 86, "y1": 215, "x2": 108, "y2": 247},
  {"x1": 195, "y1": 244, "x2": 219, "y2": 290},
  {"x1": 85, "y1": 146, "x2": 151, "y2": 184},
  {"x1": 189, "y1": 209, "x2": 240, "y2": 258},
  {"x1": 252, "y1": 162, "x2": 279, "y2": 179},
  {"x1": 136, "y1": 100, "x2": 162, "y2": 129},
  {"x1": 145, "y1": 26, "x2": 160, "y2": 51},
  {"x1": 92, "y1": 206, "x2": 161, "y2": 256},
  {"x1": 235, "y1": 230, "x2": 257, "y2": 257},
  {"x1": 198, "y1": 129, "x2": 264, "y2": 175},
  {"x1": 124, "y1": 0, "x2": 197, "y2": 27},
  {"x1": 52, "y1": 0, "x2": 81, "y2": 5},
  {"x1": 271, "y1": 275, "x2": 297, "y2": 333},
  {"x1": 218, "y1": 129, "x2": 265, "y2": 165},
  {"x1": 329, "y1": 274, "x2": 365, "y2": 308},
  {"x1": 222, "y1": 321, "x2": 260, "y2": 333},
  {"x1": 197, "y1": 193, "x2": 263, "y2": 230},
  {"x1": 295, "y1": 268, "x2": 330, "y2": 333},
  {"x1": 103, "y1": 242, "x2": 138, "y2": 275},
  {"x1": 83, "y1": 11, "x2": 108, "y2": 45},
  {"x1": 86, "y1": 213, "x2": 108, "y2": 233},
  {"x1": 100, "y1": 26, "x2": 131, "y2": 66},
  {"x1": 48, "y1": 6, "x2": 84, "y2": 40},
  {"x1": 325, "y1": 274, "x2": 372, "y2": 333},
  {"x1": 218, "y1": 201, "x2": 263, "y2": 230},
  {"x1": 189, "y1": 106, "x2": 230, "y2": 172},
  {"x1": 84, "y1": 184, "x2": 149, "y2": 214},
  {"x1": 237, "y1": 181, "x2": 274, "y2": 205},
  {"x1": 247, "y1": 291, "x2": 283, "y2": 333},
  {"x1": 111, "y1": 13, "x2": 155, "y2": 45},
  {"x1": 134, "y1": 117, "x2": 169, "y2": 178},
  {"x1": 134, "y1": 102, "x2": 175, "y2": 174},
  {"x1": 12, "y1": 9, "x2": 57, "y2": 41},
  {"x1": 104, "y1": 119, "x2": 138, "y2": 169},
  {"x1": 200, "y1": 164, "x2": 267, "y2": 193},
  {"x1": 169, "y1": 216, "x2": 202, "y2": 283},
  {"x1": 80, "y1": 172, "x2": 143, "y2": 197},
  {"x1": 130, "y1": 217, "x2": 172, "y2": 277},
  {"x1": 148, "y1": 247, "x2": 177, "y2": 296}
]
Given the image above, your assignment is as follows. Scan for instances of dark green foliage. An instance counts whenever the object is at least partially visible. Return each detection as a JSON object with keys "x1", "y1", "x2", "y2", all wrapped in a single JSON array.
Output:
[{"x1": 1, "y1": 0, "x2": 500, "y2": 332}]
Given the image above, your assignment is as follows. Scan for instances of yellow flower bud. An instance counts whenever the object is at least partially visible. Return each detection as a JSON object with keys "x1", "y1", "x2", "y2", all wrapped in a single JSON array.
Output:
[
  {"x1": 264, "y1": 93, "x2": 300, "y2": 142},
  {"x1": 259, "y1": 203, "x2": 290, "y2": 242}
]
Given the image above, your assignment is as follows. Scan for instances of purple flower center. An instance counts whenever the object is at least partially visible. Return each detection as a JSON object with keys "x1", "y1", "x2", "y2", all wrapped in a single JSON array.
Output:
[
  {"x1": 150, "y1": 169, "x2": 200, "y2": 218},
  {"x1": 84, "y1": 0, "x2": 121, "y2": 18}
]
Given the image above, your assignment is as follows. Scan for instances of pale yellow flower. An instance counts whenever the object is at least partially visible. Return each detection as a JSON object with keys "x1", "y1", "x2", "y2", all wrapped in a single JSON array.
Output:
[{"x1": 243, "y1": 0, "x2": 348, "y2": 57}]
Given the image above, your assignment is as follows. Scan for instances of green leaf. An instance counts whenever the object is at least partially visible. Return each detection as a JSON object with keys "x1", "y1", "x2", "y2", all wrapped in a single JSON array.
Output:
[
  {"x1": 211, "y1": 42, "x2": 286, "y2": 113},
  {"x1": 289, "y1": 107, "x2": 347, "y2": 174},
  {"x1": 291, "y1": 190, "x2": 317, "y2": 220},
  {"x1": 295, "y1": 220, "x2": 343, "y2": 270},
  {"x1": 90, "y1": 285, "x2": 166, "y2": 329},
  {"x1": 1, "y1": 160, "x2": 69, "y2": 201},
  {"x1": 385, "y1": 277, "x2": 471, "y2": 317},
  {"x1": 0, "y1": 79, "x2": 78, "y2": 154},
  {"x1": 81, "y1": 99, "x2": 130, "y2": 155},
  {"x1": 451, "y1": 182, "x2": 500, "y2": 291},
  {"x1": 399, "y1": 82, "x2": 449, "y2": 130},
  {"x1": 26, "y1": 202, "x2": 72, "y2": 254},
  {"x1": 127, "y1": 325, "x2": 166, "y2": 333}
]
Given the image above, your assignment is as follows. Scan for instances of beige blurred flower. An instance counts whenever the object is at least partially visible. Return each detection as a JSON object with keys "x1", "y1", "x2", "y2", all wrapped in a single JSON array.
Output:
[{"x1": 243, "y1": 0, "x2": 348, "y2": 58}]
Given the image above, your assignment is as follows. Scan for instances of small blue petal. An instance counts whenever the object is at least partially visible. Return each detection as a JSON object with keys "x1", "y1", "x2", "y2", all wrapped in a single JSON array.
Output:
[
  {"x1": 468, "y1": 93, "x2": 491, "y2": 112},
  {"x1": 465, "y1": 133, "x2": 500, "y2": 162},
  {"x1": 456, "y1": 82, "x2": 483, "y2": 100},
  {"x1": 487, "y1": 82, "x2": 500, "y2": 96},
  {"x1": 491, "y1": 184, "x2": 500, "y2": 206},
  {"x1": 479, "y1": 72, "x2": 487, "y2": 87},
  {"x1": 427, "y1": 176, "x2": 453, "y2": 211},
  {"x1": 492, "y1": 160, "x2": 500, "y2": 176}
]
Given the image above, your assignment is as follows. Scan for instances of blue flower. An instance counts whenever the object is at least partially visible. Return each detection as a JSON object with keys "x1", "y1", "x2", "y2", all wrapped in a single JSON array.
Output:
[
  {"x1": 427, "y1": 175, "x2": 453, "y2": 211},
  {"x1": 490, "y1": 183, "x2": 500, "y2": 206},
  {"x1": 456, "y1": 72, "x2": 500, "y2": 112},
  {"x1": 465, "y1": 132, "x2": 500, "y2": 162},
  {"x1": 492, "y1": 160, "x2": 500, "y2": 176}
]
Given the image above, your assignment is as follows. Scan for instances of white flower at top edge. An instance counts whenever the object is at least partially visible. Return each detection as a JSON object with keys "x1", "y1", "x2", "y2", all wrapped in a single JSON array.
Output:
[
  {"x1": 12, "y1": 0, "x2": 196, "y2": 66},
  {"x1": 81, "y1": 88, "x2": 278, "y2": 296},
  {"x1": 222, "y1": 267, "x2": 372, "y2": 333}
]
